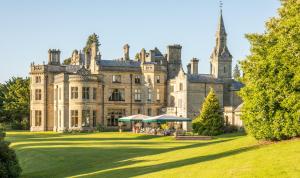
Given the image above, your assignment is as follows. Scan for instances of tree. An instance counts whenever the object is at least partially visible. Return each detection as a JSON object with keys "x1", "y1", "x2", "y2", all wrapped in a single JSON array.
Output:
[
  {"x1": 192, "y1": 88, "x2": 224, "y2": 136},
  {"x1": 239, "y1": 0, "x2": 300, "y2": 140},
  {"x1": 83, "y1": 33, "x2": 100, "y2": 53},
  {"x1": 233, "y1": 64, "x2": 241, "y2": 80},
  {"x1": 1, "y1": 77, "x2": 30, "y2": 129},
  {"x1": 63, "y1": 58, "x2": 71, "y2": 65},
  {"x1": 135, "y1": 53, "x2": 140, "y2": 60},
  {"x1": 0, "y1": 130, "x2": 22, "y2": 178}
]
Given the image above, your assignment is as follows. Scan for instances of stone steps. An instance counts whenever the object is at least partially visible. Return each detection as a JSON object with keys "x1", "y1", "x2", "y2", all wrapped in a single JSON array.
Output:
[{"x1": 175, "y1": 136, "x2": 212, "y2": 140}]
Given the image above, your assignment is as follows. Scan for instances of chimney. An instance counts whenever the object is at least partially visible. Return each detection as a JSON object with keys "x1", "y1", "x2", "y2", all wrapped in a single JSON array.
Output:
[
  {"x1": 123, "y1": 44, "x2": 130, "y2": 60},
  {"x1": 48, "y1": 49, "x2": 61, "y2": 65},
  {"x1": 140, "y1": 48, "x2": 146, "y2": 62},
  {"x1": 190, "y1": 58, "x2": 199, "y2": 75},
  {"x1": 187, "y1": 63, "x2": 191, "y2": 74}
]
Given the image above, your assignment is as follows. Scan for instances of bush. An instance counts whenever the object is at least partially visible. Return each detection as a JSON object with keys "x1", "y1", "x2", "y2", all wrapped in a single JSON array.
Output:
[
  {"x1": 96, "y1": 123, "x2": 105, "y2": 132},
  {"x1": 222, "y1": 125, "x2": 238, "y2": 133},
  {"x1": 0, "y1": 130, "x2": 22, "y2": 178}
]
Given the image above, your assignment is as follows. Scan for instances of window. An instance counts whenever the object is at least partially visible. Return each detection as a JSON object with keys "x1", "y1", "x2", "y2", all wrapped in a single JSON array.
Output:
[
  {"x1": 35, "y1": 110, "x2": 42, "y2": 126},
  {"x1": 82, "y1": 110, "x2": 90, "y2": 127},
  {"x1": 135, "y1": 75, "x2": 141, "y2": 84},
  {"x1": 82, "y1": 87, "x2": 90, "y2": 99},
  {"x1": 147, "y1": 108, "x2": 152, "y2": 116},
  {"x1": 156, "y1": 75, "x2": 160, "y2": 83},
  {"x1": 93, "y1": 110, "x2": 96, "y2": 127},
  {"x1": 178, "y1": 98, "x2": 182, "y2": 108},
  {"x1": 112, "y1": 75, "x2": 121, "y2": 83},
  {"x1": 59, "y1": 88, "x2": 61, "y2": 100},
  {"x1": 147, "y1": 75, "x2": 151, "y2": 84},
  {"x1": 71, "y1": 87, "x2": 78, "y2": 99},
  {"x1": 179, "y1": 83, "x2": 183, "y2": 91},
  {"x1": 170, "y1": 85, "x2": 174, "y2": 93},
  {"x1": 35, "y1": 89, "x2": 42, "y2": 100},
  {"x1": 156, "y1": 108, "x2": 160, "y2": 115},
  {"x1": 156, "y1": 89, "x2": 160, "y2": 101},
  {"x1": 134, "y1": 89, "x2": 141, "y2": 102},
  {"x1": 147, "y1": 88, "x2": 152, "y2": 102},
  {"x1": 137, "y1": 108, "x2": 141, "y2": 114},
  {"x1": 35, "y1": 76, "x2": 41, "y2": 83},
  {"x1": 109, "y1": 89, "x2": 125, "y2": 101},
  {"x1": 93, "y1": 88, "x2": 97, "y2": 100},
  {"x1": 59, "y1": 110, "x2": 61, "y2": 127},
  {"x1": 224, "y1": 66, "x2": 226, "y2": 73},
  {"x1": 55, "y1": 86, "x2": 58, "y2": 100},
  {"x1": 71, "y1": 110, "x2": 78, "y2": 127}
]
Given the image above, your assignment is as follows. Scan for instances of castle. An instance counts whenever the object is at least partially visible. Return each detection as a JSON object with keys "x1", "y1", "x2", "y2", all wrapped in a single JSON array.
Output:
[{"x1": 29, "y1": 11, "x2": 243, "y2": 132}]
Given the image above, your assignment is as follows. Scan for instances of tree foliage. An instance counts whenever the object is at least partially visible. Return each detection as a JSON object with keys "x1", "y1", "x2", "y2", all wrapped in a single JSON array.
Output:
[
  {"x1": 0, "y1": 77, "x2": 30, "y2": 129},
  {"x1": 233, "y1": 64, "x2": 241, "y2": 80},
  {"x1": 192, "y1": 89, "x2": 224, "y2": 136},
  {"x1": 63, "y1": 58, "x2": 71, "y2": 65},
  {"x1": 83, "y1": 33, "x2": 100, "y2": 53},
  {"x1": 135, "y1": 53, "x2": 140, "y2": 60},
  {"x1": 239, "y1": 0, "x2": 300, "y2": 140},
  {"x1": 0, "y1": 130, "x2": 22, "y2": 178}
]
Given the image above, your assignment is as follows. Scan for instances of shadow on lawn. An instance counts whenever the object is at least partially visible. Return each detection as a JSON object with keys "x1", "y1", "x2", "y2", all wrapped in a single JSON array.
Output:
[
  {"x1": 18, "y1": 137, "x2": 235, "y2": 178},
  {"x1": 78, "y1": 145, "x2": 259, "y2": 178}
]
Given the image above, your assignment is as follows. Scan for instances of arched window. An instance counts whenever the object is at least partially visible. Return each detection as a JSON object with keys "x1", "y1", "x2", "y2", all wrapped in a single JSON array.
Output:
[
  {"x1": 109, "y1": 89, "x2": 125, "y2": 101},
  {"x1": 224, "y1": 66, "x2": 226, "y2": 73}
]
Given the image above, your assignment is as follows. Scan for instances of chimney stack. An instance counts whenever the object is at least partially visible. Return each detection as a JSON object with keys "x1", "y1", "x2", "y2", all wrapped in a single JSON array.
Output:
[
  {"x1": 48, "y1": 49, "x2": 61, "y2": 65},
  {"x1": 123, "y1": 44, "x2": 130, "y2": 60},
  {"x1": 190, "y1": 58, "x2": 199, "y2": 75},
  {"x1": 187, "y1": 63, "x2": 191, "y2": 74}
]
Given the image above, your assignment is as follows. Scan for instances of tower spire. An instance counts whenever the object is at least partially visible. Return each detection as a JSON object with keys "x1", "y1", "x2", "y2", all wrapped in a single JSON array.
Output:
[{"x1": 210, "y1": 2, "x2": 233, "y2": 79}]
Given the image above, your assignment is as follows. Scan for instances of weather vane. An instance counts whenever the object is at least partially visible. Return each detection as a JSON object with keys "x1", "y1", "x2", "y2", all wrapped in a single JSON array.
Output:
[{"x1": 220, "y1": 0, "x2": 223, "y2": 12}]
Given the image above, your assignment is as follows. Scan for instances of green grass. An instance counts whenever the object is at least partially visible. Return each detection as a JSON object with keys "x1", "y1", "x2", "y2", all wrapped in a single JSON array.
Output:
[{"x1": 5, "y1": 131, "x2": 300, "y2": 178}]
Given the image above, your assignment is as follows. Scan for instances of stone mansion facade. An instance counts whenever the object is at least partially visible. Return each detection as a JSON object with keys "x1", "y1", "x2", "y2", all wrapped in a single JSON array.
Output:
[{"x1": 29, "y1": 12, "x2": 243, "y2": 132}]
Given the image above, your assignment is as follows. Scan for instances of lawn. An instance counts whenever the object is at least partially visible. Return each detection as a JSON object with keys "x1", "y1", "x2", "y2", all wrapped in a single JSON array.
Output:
[{"x1": 5, "y1": 131, "x2": 300, "y2": 178}]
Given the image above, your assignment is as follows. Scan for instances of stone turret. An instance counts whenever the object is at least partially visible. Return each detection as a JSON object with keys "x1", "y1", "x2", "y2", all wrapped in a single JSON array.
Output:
[{"x1": 48, "y1": 49, "x2": 61, "y2": 65}]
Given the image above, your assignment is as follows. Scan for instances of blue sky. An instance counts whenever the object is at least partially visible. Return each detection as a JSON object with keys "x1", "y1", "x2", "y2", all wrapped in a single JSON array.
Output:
[{"x1": 0, "y1": 0, "x2": 280, "y2": 83}]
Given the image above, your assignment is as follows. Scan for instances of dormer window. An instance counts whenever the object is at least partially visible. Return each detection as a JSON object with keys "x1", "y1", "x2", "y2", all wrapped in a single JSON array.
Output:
[{"x1": 112, "y1": 75, "x2": 121, "y2": 83}]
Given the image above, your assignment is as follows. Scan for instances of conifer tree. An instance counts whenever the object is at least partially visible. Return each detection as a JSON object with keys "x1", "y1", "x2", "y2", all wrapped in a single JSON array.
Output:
[
  {"x1": 240, "y1": 0, "x2": 300, "y2": 140},
  {"x1": 83, "y1": 33, "x2": 100, "y2": 53},
  {"x1": 192, "y1": 88, "x2": 224, "y2": 136}
]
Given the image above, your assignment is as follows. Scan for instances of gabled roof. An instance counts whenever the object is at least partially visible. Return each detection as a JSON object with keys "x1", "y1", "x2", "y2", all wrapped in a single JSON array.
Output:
[
  {"x1": 234, "y1": 103, "x2": 243, "y2": 112},
  {"x1": 231, "y1": 80, "x2": 244, "y2": 91}
]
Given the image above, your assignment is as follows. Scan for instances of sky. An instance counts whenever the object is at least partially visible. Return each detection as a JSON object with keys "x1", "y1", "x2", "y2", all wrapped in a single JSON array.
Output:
[{"x1": 0, "y1": 0, "x2": 281, "y2": 83}]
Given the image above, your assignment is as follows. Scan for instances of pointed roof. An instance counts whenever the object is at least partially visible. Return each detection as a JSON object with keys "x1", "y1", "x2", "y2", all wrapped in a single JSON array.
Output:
[
  {"x1": 210, "y1": 10, "x2": 232, "y2": 59},
  {"x1": 217, "y1": 11, "x2": 227, "y2": 37}
]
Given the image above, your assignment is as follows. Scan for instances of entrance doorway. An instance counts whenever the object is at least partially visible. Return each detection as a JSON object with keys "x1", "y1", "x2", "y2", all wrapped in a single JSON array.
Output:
[{"x1": 107, "y1": 109, "x2": 125, "y2": 126}]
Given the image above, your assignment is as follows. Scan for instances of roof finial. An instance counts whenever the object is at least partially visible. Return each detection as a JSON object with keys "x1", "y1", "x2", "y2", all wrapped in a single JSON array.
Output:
[{"x1": 220, "y1": 0, "x2": 223, "y2": 13}]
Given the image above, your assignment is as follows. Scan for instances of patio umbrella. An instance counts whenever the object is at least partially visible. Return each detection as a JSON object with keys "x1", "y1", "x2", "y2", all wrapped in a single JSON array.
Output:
[
  {"x1": 118, "y1": 114, "x2": 150, "y2": 122},
  {"x1": 143, "y1": 114, "x2": 192, "y2": 123}
]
